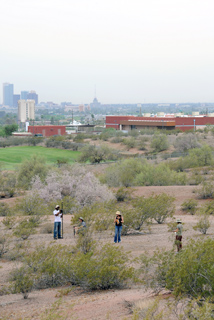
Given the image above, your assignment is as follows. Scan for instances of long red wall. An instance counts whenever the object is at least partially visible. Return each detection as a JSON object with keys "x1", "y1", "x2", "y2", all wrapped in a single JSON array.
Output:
[{"x1": 106, "y1": 116, "x2": 214, "y2": 132}]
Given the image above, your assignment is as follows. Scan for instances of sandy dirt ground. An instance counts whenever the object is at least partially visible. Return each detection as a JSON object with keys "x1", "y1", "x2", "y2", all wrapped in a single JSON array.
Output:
[{"x1": 0, "y1": 186, "x2": 214, "y2": 320}]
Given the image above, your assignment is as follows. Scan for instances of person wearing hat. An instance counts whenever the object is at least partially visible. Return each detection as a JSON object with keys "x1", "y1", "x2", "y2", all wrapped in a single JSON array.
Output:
[
  {"x1": 53, "y1": 205, "x2": 63, "y2": 240},
  {"x1": 174, "y1": 218, "x2": 183, "y2": 252},
  {"x1": 114, "y1": 211, "x2": 124, "y2": 243},
  {"x1": 74, "y1": 217, "x2": 86, "y2": 235}
]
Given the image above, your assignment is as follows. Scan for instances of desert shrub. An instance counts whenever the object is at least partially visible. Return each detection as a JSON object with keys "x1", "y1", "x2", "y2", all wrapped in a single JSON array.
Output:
[
  {"x1": 134, "y1": 162, "x2": 187, "y2": 186},
  {"x1": 203, "y1": 200, "x2": 214, "y2": 215},
  {"x1": 102, "y1": 158, "x2": 187, "y2": 187},
  {"x1": 168, "y1": 145, "x2": 214, "y2": 171},
  {"x1": 78, "y1": 144, "x2": 118, "y2": 163},
  {"x1": 27, "y1": 137, "x2": 43, "y2": 146},
  {"x1": 0, "y1": 235, "x2": 9, "y2": 258},
  {"x1": 31, "y1": 165, "x2": 115, "y2": 208},
  {"x1": 131, "y1": 193, "x2": 175, "y2": 226},
  {"x1": 2, "y1": 216, "x2": 17, "y2": 229},
  {"x1": 193, "y1": 210, "x2": 211, "y2": 234},
  {"x1": 5, "y1": 242, "x2": 27, "y2": 261},
  {"x1": 73, "y1": 133, "x2": 85, "y2": 142},
  {"x1": 151, "y1": 133, "x2": 169, "y2": 152},
  {"x1": 70, "y1": 244, "x2": 135, "y2": 290},
  {"x1": 181, "y1": 199, "x2": 198, "y2": 215},
  {"x1": 13, "y1": 218, "x2": 37, "y2": 240},
  {"x1": 189, "y1": 169, "x2": 204, "y2": 185},
  {"x1": 11, "y1": 243, "x2": 135, "y2": 297},
  {"x1": 137, "y1": 137, "x2": 147, "y2": 150},
  {"x1": 115, "y1": 187, "x2": 133, "y2": 202},
  {"x1": 188, "y1": 145, "x2": 214, "y2": 167},
  {"x1": 174, "y1": 133, "x2": 201, "y2": 152},
  {"x1": 122, "y1": 137, "x2": 136, "y2": 150},
  {"x1": 17, "y1": 155, "x2": 49, "y2": 189},
  {"x1": 110, "y1": 136, "x2": 124, "y2": 143},
  {"x1": 140, "y1": 238, "x2": 214, "y2": 298},
  {"x1": 150, "y1": 193, "x2": 175, "y2": 224},
  {"x1": 101, "y1": 158, "x2": 146, "y2": 187},
  {"x1": 75, "y1": 227, "x2": 95, "y2": 254},
  {"x1": 40, "y1": 223, "x2": 53, "y2": 234},
  {"x1": 99, "y1": 128, "x2": 116, "y2": 141},
  {"x1": 0, "y1": 202, "x2": 11, "y2": 216},
  {"x1": 196, "y1": 182, "x2": 214, "y2": 199},
  {"x1": 132, "y1": 297, "x2": 214, "y2": 320},
  {"x1": 0, "y1": 171, "x2": 17, "y2": 198},
  {"x1": 10, "y1": 266, "x2": 34, "y2": 299},
  {"x1": 15, "y1": 192, "x2": 48, "y2": 216}
]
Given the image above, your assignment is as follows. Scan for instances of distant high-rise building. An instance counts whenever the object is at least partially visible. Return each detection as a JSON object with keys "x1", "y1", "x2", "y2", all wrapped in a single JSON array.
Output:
[
  {"x1": 21, "y1": 91, "x2": 29, "y2": 100},
  {"x1": 13, "y1": 94, "x2": 20, "y2": 107},
  {"x1": 3, "y1": 83, "x2": 14, "y2": 107},
  {"x1": 79, "y1": 104, "x2": 85, "y2": 112},
  {"x1": 27, "y1": 90, "x2": 38, "y2": 105},
  {"x1": 18, "y1": 99, "x2": 35, "y2": 123}
]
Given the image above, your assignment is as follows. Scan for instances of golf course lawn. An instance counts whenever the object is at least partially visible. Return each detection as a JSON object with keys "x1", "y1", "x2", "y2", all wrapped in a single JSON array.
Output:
[{"x1": 0, "y1": 146, "x2": 80, "y2": 169}]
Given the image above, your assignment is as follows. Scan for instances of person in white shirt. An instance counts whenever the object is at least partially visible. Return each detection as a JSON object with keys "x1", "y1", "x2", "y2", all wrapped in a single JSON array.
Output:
[{"x1": 53, "y1": 205, "x2": 63, "y2": 239}]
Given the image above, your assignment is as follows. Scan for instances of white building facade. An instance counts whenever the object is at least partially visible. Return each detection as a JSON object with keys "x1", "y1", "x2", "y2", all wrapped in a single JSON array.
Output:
[{"x1": 18, "y1": 99, "x2": 35, "y2": 123}]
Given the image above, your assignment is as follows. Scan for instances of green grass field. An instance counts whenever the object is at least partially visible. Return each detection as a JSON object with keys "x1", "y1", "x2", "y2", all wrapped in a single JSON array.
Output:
[{"x1": 0, "y1": 146, "x2": 80, "y2": 170}]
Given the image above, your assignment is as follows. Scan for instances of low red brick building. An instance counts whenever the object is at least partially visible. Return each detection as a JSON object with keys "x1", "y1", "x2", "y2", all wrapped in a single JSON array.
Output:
[
  {"x1": 106, "y1": 115, "x2": 214, "y2": 132},
  {"x1": 28, "y1": 125, "x2": 66, "y2": 137}
]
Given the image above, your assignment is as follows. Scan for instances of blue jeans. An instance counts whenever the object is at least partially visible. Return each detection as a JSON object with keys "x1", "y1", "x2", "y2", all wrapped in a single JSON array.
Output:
[
  {"x1": 114, "y1": 225, "x2": 122, "y2": 243},
  {"x1": 54, "y1": 222, "x2": 61, "y2": 239}
]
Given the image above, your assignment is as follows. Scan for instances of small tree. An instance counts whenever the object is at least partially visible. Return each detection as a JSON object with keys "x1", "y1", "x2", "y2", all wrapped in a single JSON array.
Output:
[
  {"x1": 174, "y1": 133, "x2": 201, "y2": 152},
  {"x1": 17, "y1": 155, "x2": 49, "y2": 190},
  {"x1": 11, "y1": 267, "x2": 34, "y2": 299},
  {"x1": 193, "y1": 210, "x2": 211, "y2": 234},
  {"x1": 181, "y1": 199, "x2": 198, "y2": 215},
  {"x1": 151, "y1": 133, "x2": 169, "y2": 152},
  {"x1": 196, "y1": 182, "x2": 214, "y2": 199},
  {"x1": 13, "y1": 218, "x2": 37, "y2": 240}
]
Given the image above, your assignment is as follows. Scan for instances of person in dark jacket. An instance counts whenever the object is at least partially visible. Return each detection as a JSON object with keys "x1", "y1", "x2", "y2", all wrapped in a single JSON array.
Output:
[{"x1": 114, "y1": 211, "x2": 124, "y2": 243}]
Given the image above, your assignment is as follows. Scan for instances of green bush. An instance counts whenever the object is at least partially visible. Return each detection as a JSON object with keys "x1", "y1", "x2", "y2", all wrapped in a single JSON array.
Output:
[
  {"x1": 151, "y1": 133, "x2": 169, "y2": 152},
  {"x1": 181, "y1": 199, "x2": 198, "y2": 215},
  {"x1": 0, "y1": 235, "x2": 9, "y2": 258},
  {"x1": 140, "y1": 238, "x2": 214, "y2": 298},
  {"x1": 15, "y1": 193, "x2": 49, "y2": 216},
  {"x1": 193, "y1": 210, "x2": 211, "y2": 234},
  {"x1": 115, "y1": 187, "x2": 133, "y2": 202},
  {"x1": 122, "y1": 137, "x2": 136, "y2": 150},
  {"x1": 2, "y1": 216, "x2": 17, "y2": 229},
  {"x1": 196, "y1": 182, "x2": 214, "y2": 199},
  {"x1": 13, "y1": 218, "x2": 37, "y2": 240},
  {"x1": 131, "y1": 193, "x2": 175, "y2": 227},
  {"x1": 78, "y1": 144, "x2": 118, "y2": 163},
  {"x1": 0, "y1": 202, "x2": 11, "y2": 216},
  {"x1": 11, "y1": 267, "x2": 34, "y2": 299},
  {"x1": 102, "y1": 158, "x2": 187, "y2": 187},
  {"x1": 17, "y1": 155, "x2": 49, "y2": 189},
  {"x1": 11, "y1": 243, "x2": 135, "y2": 297},
  {"x1": 40, "y1": 223, "x2": 53, "y2": 234}
]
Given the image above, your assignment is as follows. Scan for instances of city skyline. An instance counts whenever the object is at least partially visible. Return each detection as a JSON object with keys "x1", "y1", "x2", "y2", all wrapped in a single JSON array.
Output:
[{"x1": 1, "y1": 0, "x2": 214, "y2": 104}]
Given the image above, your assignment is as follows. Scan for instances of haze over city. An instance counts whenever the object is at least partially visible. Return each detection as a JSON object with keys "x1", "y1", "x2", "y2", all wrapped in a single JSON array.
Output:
[{"x1": 1, "y1": 0, "x2": 214, "y2": 104}]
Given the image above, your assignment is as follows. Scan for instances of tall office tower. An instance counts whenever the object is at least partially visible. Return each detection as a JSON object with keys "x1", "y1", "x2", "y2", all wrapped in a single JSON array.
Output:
[
  {"x1": 27, "y1": 90, "x2": 38, "y2": 105},
  {"x1": 20, "y1": 91, "x2": 29, "y2": 100},
  {"x1": 3, "y1": 83, "x2": 14, "y2": 107},
  {"x1": 18, "y1": 99, "x2": 35, "y2": 123},
  {"x1": 13, "y1": 94, "x2": 20, "y2": 107}
]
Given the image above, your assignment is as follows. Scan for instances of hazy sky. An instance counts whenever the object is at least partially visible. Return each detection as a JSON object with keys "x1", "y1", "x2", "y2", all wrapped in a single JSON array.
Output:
[{"x1": 1, "y1": 0, "x2": 214, "y2": 104}]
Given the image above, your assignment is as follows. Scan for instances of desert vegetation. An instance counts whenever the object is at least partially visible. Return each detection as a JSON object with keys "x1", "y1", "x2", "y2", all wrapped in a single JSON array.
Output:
[{"x1": 1, "y1": 127, "x2": 214, "y2": 319}]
